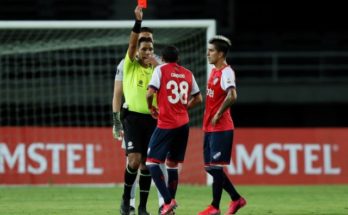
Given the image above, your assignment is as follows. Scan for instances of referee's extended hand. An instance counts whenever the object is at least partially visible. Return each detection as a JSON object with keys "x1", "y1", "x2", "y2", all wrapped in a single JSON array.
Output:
[
  {"x1": 112, "y1": 112, "x2": 124, "y2": 141},
  {"x1": 134, "y1": 6, "x2": 143, "y2": 21}
]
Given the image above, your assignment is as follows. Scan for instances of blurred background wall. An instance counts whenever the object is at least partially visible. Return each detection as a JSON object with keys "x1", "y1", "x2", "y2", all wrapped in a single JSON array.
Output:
[{"x1": 1, "y1": 0, "x2": 348, "y2": 127}]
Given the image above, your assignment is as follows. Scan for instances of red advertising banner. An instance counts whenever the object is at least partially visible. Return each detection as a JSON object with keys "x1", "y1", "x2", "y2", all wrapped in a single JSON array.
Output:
[
  {"x1": 0, "y1": 127, "x2": 347, "y2": 185},
  {"x1": 0, "y1": 127, "x2": 125, "y2": 184},
  {"x1": 229, "y1": 128, "x2": 348, "y2": 185}
]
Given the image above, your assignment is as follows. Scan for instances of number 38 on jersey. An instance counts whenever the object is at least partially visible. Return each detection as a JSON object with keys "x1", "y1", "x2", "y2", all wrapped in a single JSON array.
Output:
[{"x1": 166, "y1": 80, "x2": 189, "y2": 104}]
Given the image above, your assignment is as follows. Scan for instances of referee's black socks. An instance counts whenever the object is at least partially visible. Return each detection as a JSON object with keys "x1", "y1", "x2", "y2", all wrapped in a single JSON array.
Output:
[
  {"x1": 123, "y1": 165, "x2": 138, "y2": 200},
  {"x1": 139, "y1": 169, "x2": 152, "y2": 209}
]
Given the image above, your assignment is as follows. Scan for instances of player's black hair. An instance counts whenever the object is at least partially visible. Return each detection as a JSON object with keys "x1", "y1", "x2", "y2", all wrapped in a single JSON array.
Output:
[
  {"x1": 161, "y1": 45, "x2": 179, "y2": 63},
  {"x1": 209, "y1": 35, "x2": 232, "y2": 57},
  {"x1": 137, "y1": 37, "x2": 153, "y2": 47},
  {"x1": 140, "y1": 27, "x2": 153, "y2": 34}
]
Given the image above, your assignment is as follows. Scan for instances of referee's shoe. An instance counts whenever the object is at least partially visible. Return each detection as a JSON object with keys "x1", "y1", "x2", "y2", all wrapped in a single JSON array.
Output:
[
  {"x1": 120, "y1": 199, "x2": 130, "y2": 215},
  {"x1": 129, "y1": 206, "x2": 136, "y2": 215},
  {"x1": 138, "y1": 206, "x2": 150, "y2": 215}
]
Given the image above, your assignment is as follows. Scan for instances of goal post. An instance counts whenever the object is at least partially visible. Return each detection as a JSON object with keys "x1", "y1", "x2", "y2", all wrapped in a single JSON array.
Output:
[{"x1": 0, "y1": 20, "x2": 216, "y2": 127}]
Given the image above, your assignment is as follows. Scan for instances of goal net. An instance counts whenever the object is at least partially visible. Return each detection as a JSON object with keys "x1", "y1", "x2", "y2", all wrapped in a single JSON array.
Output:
[
  {"x1": 0, "y1": 21, "x2": 216, "y2": 128},
  {"x1": 0, "y1": 21, "x2": 215, "y2": 185}
]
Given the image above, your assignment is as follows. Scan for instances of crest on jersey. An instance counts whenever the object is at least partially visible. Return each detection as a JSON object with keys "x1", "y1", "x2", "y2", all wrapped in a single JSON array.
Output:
[
  {"x1": 138, "y1": 80, "x2": 144, "y2": 87},
  {"x1": 213, "y1": 77, "x2": 219, "y2": 85},
  {"x1": 227, "y1": 78, "x2": 232, "y2": 84}
]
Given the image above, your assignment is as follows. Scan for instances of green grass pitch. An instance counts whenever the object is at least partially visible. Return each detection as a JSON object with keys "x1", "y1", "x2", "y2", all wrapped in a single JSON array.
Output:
[{"x1": 1, "y1": 185, "x2": 347, "y2": 215}]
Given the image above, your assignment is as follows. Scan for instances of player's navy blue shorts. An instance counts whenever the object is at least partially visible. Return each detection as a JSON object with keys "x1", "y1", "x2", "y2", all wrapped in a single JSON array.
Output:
[
  {"x1": 123, "y1": 110, "x2": 157, "y2": 157},
  {"x1": 203, "y1": 130, "x2": 234, "y2": 166},
  {"x1": 147, "y1": 123, "x2": 189, "y2": 164}
]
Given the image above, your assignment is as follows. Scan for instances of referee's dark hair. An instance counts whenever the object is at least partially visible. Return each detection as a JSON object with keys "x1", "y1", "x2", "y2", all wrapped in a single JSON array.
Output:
[
  {"x1": 140, "y1": 27, "x2": 153, "y2": 34},
  {"x1": 209, "y1": 35, "x2": 232, "y2": 57},
  {"x1": 161, "y1": 45, "x2": 179, "y2": 63},
  {"x1": 137, "y1": 37, "x2": 153, "y2": 47}
]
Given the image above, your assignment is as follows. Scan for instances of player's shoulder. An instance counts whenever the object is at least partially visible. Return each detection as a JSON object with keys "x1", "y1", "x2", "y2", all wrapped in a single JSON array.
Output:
[
  {"x1": 118, "y1": 58, "x2": 125, "y2": 65},
  {"x1": 157, "y1": 63, "x2": 168, "y2": 69},
  {"x1": 180, "y1": 64, "x2": 191, "y2": 72},
  {"x1": 174, "y1": 64, "x2": 192, "y2": 76},
  {"x1": 222, "y1": 65, "x2": 234, "y2": 73},
  {"x1": 222, "y1": 65, "x2": 236, "y2": 77},
  {"x1": 154, "y1": 63, "x2": 167, "y2": 73},
  {"x1": 117, "y1": 58, "x2": 125, "y2": 68}
]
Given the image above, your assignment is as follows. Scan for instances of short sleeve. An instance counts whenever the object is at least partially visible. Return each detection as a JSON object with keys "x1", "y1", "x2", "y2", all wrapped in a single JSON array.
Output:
[
  {"x1": 221, "y1": 67, "x2": 236, "y2": 91},
  {"x1": 115, "y1": 59, "x2": 124, "y2": 81},
  {"x1": 148, "y1": 65, "x2": 162, "y2": 90},
  {"x1": 191, "y1": 74, "x2": 200, "y2": 95}
]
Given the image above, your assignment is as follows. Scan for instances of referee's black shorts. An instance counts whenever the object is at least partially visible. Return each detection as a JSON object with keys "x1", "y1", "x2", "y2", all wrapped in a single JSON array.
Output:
[{"x1": 123, "y1": 110, "x2": 157, "y2": 157}]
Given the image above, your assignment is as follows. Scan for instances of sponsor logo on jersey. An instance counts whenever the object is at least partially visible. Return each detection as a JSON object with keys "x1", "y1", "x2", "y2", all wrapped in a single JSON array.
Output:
[
  {"x1": 171, "y1": 73, "x2": 185, "y2": 78},
  {"x1": 207, "y1": 88, "x2": 214, "y2": 98}
]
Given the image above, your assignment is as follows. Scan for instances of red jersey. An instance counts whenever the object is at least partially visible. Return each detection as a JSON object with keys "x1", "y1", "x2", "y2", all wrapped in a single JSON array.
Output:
[
  {"x1": 149, "y1": 63, "x2": 200, "y2": 129},
  {"x1": 203, "y1": 65, "x2": 236, "y2": 132}
]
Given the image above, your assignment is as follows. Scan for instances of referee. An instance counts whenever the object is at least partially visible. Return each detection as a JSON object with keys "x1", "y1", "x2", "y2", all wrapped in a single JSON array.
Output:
[{"x1": 119, "y1": 6, "x2": 157, "y2": 215}]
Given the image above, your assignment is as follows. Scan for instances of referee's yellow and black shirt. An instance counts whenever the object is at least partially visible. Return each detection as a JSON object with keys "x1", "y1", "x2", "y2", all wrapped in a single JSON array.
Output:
[{"x1": 123, "y1": 51, "x2": 157, "y2": 114}]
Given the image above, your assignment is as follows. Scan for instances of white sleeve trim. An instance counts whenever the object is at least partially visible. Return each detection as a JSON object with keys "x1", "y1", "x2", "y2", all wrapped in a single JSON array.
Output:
[
  {"x1": 191, "y1": 74, "x2": 200, "y2": 95},
  {"x1": 148, "y1": 64, "x2": 164, "y2": 89},
  {"x1": 115, "y1": 59, "x2": 124, "y2": 81},
  {"x1": 220, "y1": 66, "x2": 236, "y2": 91}
]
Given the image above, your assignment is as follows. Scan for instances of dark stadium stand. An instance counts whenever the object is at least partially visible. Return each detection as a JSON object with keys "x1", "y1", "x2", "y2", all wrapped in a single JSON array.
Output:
[
  {"x1": 0, "y1": 0, "x2": 115, "y2": 20},
  {"x1": 1, "y1": 0, "x2": 347, "y2": 127}
]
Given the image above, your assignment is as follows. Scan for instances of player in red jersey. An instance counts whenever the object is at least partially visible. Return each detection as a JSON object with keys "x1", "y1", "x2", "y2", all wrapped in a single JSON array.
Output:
[
  {"x1": 198, "y1": 36, "x2": 246, "y2": 215},
  {"x1": 146, "y1": 45, "x2": 202, "y2": 215}
]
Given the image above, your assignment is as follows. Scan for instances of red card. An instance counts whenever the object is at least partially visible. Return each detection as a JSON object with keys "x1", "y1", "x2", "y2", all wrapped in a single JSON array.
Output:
[{"x1": 138, "y1": 0, "x2": 147, "y2": 8}]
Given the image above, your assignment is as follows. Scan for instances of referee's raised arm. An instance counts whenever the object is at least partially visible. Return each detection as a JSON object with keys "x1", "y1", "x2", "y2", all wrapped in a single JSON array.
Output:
[
  {"x1": 128, "y1": 6, "x2": 143, "y2": 61},
  {"x1": 119, "y1": 5, "x2": 157, "y2": 215}
]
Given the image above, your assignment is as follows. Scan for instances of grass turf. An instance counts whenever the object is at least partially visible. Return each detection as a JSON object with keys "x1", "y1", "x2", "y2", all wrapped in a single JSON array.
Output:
[{"x1": 0, "y1": 185, "x2": 347, "y2": 215}]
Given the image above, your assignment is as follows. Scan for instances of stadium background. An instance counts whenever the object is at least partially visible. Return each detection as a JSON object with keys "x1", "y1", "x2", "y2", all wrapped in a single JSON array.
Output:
[
  {"x1": 1, "y1": 0, "x2": 348, "y2": 186},
  {"x1": 1, "y1": 0, "x2": 348, "y2": 126}
]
